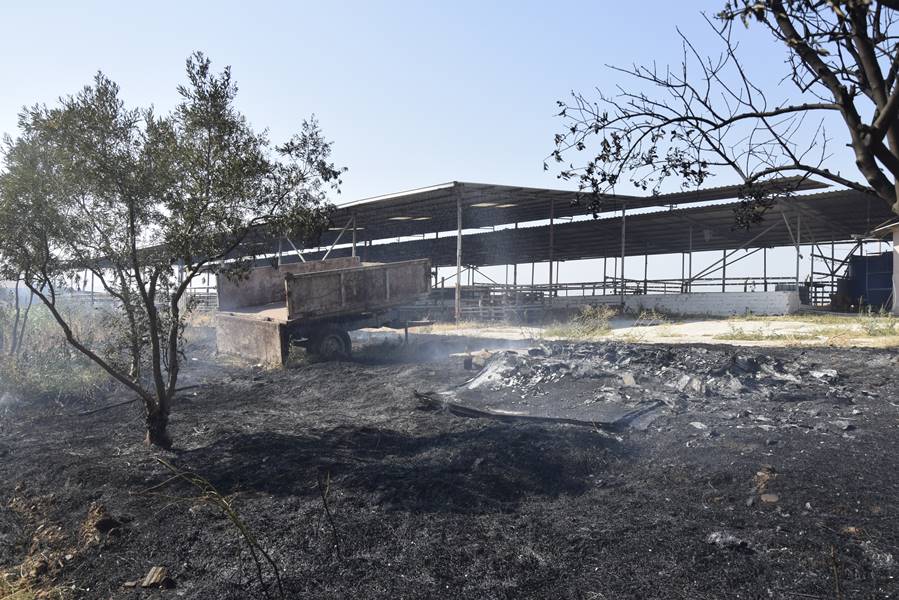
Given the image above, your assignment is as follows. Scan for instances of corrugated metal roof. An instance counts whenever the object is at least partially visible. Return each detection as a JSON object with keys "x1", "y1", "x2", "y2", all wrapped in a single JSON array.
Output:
[
  {"x1": 309, "y1": 177, "x2": 827, "y2": 246},
  {"x1": 267, "y1": 188, "x2": 895, "y2": 267}
]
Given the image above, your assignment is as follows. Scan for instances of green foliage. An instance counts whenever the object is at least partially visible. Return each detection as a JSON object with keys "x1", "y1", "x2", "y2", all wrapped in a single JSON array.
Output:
[
  {"x1": 858, "y1": 308, "x2": 899, "y2": 337},
  {"x1": 0, "y1": 52, "x2": 344, "y2": 445},
  {"x1": 0, "y1": 303, "x2": 115, "y2": 404}
]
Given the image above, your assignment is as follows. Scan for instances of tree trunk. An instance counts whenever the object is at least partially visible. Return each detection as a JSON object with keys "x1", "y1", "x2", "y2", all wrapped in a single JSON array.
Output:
[
  {"x1": 10, "y1": 280, "x2": 20, "y2": 356},
  {"x1": 145, "y1": 406, "x2": 172, "y2": 449}
]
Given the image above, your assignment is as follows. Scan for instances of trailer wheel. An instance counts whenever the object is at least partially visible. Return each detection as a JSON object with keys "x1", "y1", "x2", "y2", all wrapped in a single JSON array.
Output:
[{"x1": 309, "y1": 327, "x2": 352, "y2": 360}]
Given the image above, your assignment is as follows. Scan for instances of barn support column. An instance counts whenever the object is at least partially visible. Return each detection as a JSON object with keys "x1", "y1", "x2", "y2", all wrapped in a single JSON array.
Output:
[
  {"x1": 831, "y1": 239, "x2": 836, "y2": 297},
  {"x1": 721, "y1": 249, "x2": 727, "y2": 292},
  {"x1": 613, "y1": 257, "x2": 618, "y2": 295},
  {"x1": 603, "y1": 256, "x2": 608, "y2": 295},
  {"x1": 810, "y1": 237, "x2": 815, "y2": 282},
  {"x1": 548, "y1": 199, "x2": 555, "y2": 297},
  {"x1": 455, "y1": 189, "x2": 463, "y2": 322},
  {"x1": 781, "y1": 211, "x2": 802, "y2": 290},
  {"x1": 688, "y1": 226, "x2": 693, "y2": 292},
  {"x1": 620, "y1": 201, "x2": 627, "y2": 305},
  {"x1": 643, "y1": 252, "x2": 648, "y2": 294},
  {"x1": 512, "y1": 223, "x2": 518, "y2": 287},
  {"x1": 795, "y1": 214, "x2": 801, "y2": 287}
]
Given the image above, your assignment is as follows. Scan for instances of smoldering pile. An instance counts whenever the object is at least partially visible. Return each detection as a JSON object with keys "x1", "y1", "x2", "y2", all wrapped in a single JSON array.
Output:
[
  {"x1": 436, "y1": 341, "x2": 883, "y2": 435},
  {"x1": 463, "y1": 342, "x2": 852, "y2": 402}
]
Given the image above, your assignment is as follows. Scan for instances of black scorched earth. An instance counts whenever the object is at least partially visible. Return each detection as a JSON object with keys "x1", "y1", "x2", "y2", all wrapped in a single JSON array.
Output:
[{"x1": 1, "y1": 339, "x2": 898, "y2": 599}]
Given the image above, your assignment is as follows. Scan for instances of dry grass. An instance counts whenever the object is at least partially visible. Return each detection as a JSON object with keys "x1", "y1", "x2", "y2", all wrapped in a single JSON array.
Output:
[
  {"x1": 0, "y1": 578, "x2": 34, "y2": 600},
  {"x1": 631, "y1": 309, "x2": 671, "y2": 327},
  {"x1": 416, "y1": 320, "x2": 497, "y2": 334},
  {"x1": 857, "y1": 311, "x2": 899, "y2": 336},
  {"x1": 0, "y1": 303, "x2": 115, "y2": 403},
  {"x1": 715, "y1": 312, "x2": 899, "y2": 346},
  {"x1": 184, "y1": 310, "x2": 217, "y2": 328},
  {"x1": 409, "y1": 308, "x2": 899, "y2": 349},
  {"x1": 0, "y1": 576, "x2": 70, "y2": 600},
  {"x1": 732, "y1": 308, "x2": 898, "y2": 327},
  {"x1": 543, "y1": 305, "x2": 618, "y2": 340},
  {"x1": 714, "y1": 324, "x2": 823, "y2": 343},
  {"x1": 1, "y1": 568, "x2": 72, "y2": 600}
]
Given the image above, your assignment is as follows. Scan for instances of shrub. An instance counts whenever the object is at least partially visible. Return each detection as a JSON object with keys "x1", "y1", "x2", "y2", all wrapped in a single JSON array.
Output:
[
  {"x1": 545, "y1": 304, "x2": 618, "y2": 339},
  {"x1": 858, "y1": 308, "x2": 899, "y2": 337},
  {"x1": 0, "y1": 302, "x2": 115, "y2": 405}
]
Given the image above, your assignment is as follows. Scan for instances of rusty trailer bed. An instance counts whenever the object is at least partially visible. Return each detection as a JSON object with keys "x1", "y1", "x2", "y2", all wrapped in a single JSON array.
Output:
[{"x1": 215, "y1": 257, "x2": 431, "y2": 364}]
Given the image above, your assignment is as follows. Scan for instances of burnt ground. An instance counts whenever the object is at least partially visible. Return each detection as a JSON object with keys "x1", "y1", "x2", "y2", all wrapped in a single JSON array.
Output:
[{"x1": 1, "y1": 337, "x2": 898, "y2": 599}]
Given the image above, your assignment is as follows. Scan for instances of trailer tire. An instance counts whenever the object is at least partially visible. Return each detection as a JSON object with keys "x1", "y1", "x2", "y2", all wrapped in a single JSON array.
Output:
[{"x1": 309, "y1": 327, "x2": 352, "y2": 360}]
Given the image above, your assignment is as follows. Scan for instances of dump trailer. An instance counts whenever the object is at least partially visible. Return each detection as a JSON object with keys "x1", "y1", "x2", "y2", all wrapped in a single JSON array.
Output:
[{"x1": 215, "y1": 257, "x2": 431, "y2": 364}]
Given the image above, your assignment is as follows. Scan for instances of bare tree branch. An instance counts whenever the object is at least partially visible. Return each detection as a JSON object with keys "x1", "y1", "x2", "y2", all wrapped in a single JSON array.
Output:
[{"x1": 552, "y1": 0, "x2": 899, "y2": 223}]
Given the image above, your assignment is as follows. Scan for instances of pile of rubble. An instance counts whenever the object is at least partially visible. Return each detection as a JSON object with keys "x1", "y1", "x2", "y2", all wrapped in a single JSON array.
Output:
[{"x1": 436, "y1": 341, "x2": 895, "y2": 435}]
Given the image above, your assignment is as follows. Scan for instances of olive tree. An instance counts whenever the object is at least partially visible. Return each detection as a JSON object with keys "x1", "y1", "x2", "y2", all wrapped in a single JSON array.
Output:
[
  {"x1": 551, "y1": 0, "x2": 899, "y2": 225},
  {"x1": 0, "y1": 53, "x2": 343, "y2": 447}
]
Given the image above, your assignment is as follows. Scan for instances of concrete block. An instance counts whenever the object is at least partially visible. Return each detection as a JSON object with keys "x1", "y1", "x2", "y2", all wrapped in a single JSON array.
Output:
[{"x1": 215, "y1": 313, "x2": 288, "y2": 365}]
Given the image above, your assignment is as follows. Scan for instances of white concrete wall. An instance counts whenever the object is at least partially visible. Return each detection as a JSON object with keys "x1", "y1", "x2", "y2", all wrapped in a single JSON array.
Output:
[{"x1": 624, "y1": 291, "x2": 801, "y2": 317}]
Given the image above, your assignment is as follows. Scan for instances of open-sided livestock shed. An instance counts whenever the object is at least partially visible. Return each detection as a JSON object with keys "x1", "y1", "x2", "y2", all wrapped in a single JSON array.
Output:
[{"x1": 240, "y1": 177, "x2": 894, "y2": 318}]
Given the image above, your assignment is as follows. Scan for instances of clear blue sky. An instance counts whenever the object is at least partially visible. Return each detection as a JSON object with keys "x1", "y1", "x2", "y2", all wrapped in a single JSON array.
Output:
[
  {"x1": 0, "y1": 1, "x2": 793, "y2": 199},
  {"x1": 0, "y1": 1, "x2": 877, "y2": 284}
]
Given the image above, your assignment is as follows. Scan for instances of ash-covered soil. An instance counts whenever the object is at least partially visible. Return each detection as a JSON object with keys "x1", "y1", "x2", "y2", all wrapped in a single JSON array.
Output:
[{"x1": 1, "y1": 339, "x2": 898, "y2": 599}]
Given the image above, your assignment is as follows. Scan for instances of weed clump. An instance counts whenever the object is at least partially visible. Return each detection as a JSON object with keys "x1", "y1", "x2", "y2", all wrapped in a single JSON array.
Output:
[
  {"x1": 632, "y1": 308, "x2": 670, "y2": 327},
  {"x1": 544, "y1": 305, "x2": 617, "y2": 339},
  {"x1": 714, "y1": 308, "x2": 899, "y2": 345},
  {"x1": 858, "y1": 309, "x2": 899, "y2": 337},
  {"x1": 714, "y1": 324, "x2": 820, "y2": 342},
  {"x1": 0, "y1": 303, "x2": 114, "y2": 405}
]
